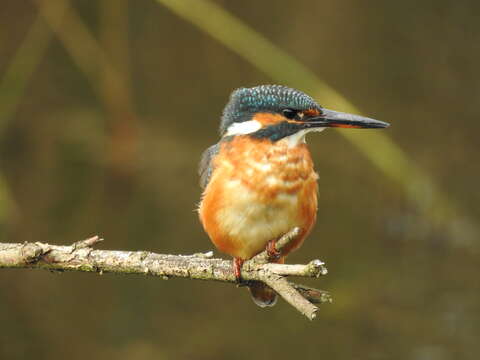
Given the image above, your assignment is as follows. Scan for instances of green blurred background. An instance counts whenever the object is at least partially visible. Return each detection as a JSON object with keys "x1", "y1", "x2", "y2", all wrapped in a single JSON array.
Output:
[{"x1": 1, "y1": 0, "x2": 479, "y2": 359}]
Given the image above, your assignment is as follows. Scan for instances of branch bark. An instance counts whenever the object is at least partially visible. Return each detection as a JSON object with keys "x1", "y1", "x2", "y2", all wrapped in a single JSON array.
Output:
[{"x1": 0, "y1": 228, "x2": 331, "y2": 320}]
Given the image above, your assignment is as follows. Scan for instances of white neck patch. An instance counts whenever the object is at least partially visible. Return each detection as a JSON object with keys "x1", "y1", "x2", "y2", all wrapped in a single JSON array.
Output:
[
  {"x1": 225, "y1": 120, "x2": 262, "y2": 136},
  {"x1": 225, "y1": 120, "x2": 327, "y2": 147}
]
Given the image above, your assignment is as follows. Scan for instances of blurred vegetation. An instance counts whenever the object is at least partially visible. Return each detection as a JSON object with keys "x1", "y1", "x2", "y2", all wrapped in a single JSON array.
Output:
[{"x1": 1, "y1": 1, "x2": 479, "y2": 359}]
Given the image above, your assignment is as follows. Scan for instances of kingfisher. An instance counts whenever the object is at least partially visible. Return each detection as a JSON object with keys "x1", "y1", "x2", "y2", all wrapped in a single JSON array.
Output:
[{"x1": 198, "y1": 85, "x2": 389, "y2": 307}]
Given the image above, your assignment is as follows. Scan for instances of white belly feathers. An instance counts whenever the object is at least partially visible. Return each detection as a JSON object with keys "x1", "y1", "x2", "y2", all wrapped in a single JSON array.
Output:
[{"x1": 216, "y1": 178, "x2": 300, "y2": 259}]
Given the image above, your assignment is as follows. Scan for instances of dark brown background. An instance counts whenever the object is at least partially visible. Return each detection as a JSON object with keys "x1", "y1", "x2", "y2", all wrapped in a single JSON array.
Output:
[{"x1": 1, "y1": 1, "x2": 479, "y2": 359}]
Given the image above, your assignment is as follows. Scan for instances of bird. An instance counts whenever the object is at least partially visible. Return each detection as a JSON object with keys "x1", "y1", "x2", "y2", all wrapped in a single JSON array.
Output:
[{"x1": 198, "y1": 85, "x2": 389, "y2": 307}]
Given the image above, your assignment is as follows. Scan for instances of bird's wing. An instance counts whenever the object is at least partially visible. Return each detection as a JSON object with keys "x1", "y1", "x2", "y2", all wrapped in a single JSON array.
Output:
[{"x1": 199, "y1": 142, "x2": 221, "y2": 189}]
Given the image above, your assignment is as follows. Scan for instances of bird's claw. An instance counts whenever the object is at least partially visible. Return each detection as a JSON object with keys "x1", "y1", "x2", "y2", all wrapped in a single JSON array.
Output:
[
  {"x1": 233, "y1": 258, "x2": 245, "y2": 283},
  {"x1": 266, "y1": 239, "x2": 281, "y2": 261}
]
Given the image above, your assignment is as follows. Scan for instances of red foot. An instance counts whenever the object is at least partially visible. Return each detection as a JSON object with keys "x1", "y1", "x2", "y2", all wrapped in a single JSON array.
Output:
[
  {"x1": 266, "y1": 239, "x2": 281, "y2": 260},
  {"x1": 233, "y1": 258, "x2": 245, "y2": 282}
]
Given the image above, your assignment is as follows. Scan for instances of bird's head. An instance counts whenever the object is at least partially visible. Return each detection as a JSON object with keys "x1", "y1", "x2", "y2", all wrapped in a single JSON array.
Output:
[{"x1": 220, "y1": 85, "x2": 389, "y2": 145}]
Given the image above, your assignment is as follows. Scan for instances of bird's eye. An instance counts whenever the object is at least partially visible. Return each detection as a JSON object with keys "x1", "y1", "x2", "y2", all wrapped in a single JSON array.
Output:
[{"x1": 282, "y1": 108, "x2": 298, "y2": 119}]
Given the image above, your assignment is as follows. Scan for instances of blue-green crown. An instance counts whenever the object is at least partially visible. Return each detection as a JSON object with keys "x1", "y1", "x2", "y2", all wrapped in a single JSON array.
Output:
[{"x1": 220, "y1": 85, "x2": 321, "y2": 134}]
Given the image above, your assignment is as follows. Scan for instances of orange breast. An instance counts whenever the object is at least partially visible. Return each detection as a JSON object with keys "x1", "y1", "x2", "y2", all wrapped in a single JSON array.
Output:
[{"x1": 199, "y1": 136, "x2": 318, "y2": 260}]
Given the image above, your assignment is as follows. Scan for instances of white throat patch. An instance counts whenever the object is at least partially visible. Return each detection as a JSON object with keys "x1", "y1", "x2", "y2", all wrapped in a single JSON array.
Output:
[
  {"x1": 225, "y1": 120, "x2": 262, "y2": 136},
  {"x1": 285, "y1": 127, "x2": 326, "y2": 147}
]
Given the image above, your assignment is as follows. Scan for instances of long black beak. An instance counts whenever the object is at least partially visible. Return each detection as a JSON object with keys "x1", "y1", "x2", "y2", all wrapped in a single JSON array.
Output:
[{"x1": 303, "y1": 108, "x2": 389, "y2": 129}]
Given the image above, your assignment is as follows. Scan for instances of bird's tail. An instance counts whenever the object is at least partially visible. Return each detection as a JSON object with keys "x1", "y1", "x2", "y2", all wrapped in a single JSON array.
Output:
[
  {"x1": 248, "y1": 281, "x2": 277, "y2": 307},
  {"x1": 248, "y1": 256, "x2": 284, "y2": 307}
]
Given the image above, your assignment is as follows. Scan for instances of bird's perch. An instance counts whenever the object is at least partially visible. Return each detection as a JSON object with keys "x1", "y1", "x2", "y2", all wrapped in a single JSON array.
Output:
[{"x1": 0, "y1": 228, "x2": 330, "y2": 320}]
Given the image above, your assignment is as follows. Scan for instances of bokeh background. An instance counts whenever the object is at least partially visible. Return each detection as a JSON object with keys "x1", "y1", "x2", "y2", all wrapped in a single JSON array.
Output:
[{"x1": 1, "y1": 0, "x2": 479, "y2": 359}]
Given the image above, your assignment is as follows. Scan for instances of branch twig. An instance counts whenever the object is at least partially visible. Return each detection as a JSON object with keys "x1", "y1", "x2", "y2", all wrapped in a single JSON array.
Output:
[{"x1": 0, "y1": 229, "x2": 330, "y2": 320}]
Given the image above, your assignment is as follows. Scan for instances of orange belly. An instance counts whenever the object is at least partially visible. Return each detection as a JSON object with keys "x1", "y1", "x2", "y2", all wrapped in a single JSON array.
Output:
[{"x1": 199, "y1": 137, "x2": 318, "y2": 260}]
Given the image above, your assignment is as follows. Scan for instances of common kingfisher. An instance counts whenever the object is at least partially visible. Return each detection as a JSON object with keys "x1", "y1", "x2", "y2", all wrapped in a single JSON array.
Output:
[{"x1": 198, "y1": 85, "x2": 389, "y2": 307}]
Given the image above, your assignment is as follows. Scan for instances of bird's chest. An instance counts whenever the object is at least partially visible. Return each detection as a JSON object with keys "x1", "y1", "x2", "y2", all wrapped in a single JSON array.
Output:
[
  {"x1": 200, "y1": 138, "x2": 318, "y2": 258},
  {"x1": 225, "y1": 141, "x2": 317, "y2": 200}
]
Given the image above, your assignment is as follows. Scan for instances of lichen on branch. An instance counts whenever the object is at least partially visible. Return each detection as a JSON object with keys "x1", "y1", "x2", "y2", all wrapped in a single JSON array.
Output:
[{"x1": 0, "y1": 228, "x2": 330, "y2": 320}]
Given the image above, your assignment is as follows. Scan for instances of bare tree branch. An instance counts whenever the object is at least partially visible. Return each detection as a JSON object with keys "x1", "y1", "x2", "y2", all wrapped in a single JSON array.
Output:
[{"x1": 0, "y1": 228, "x2": 331, "y2": 320}]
